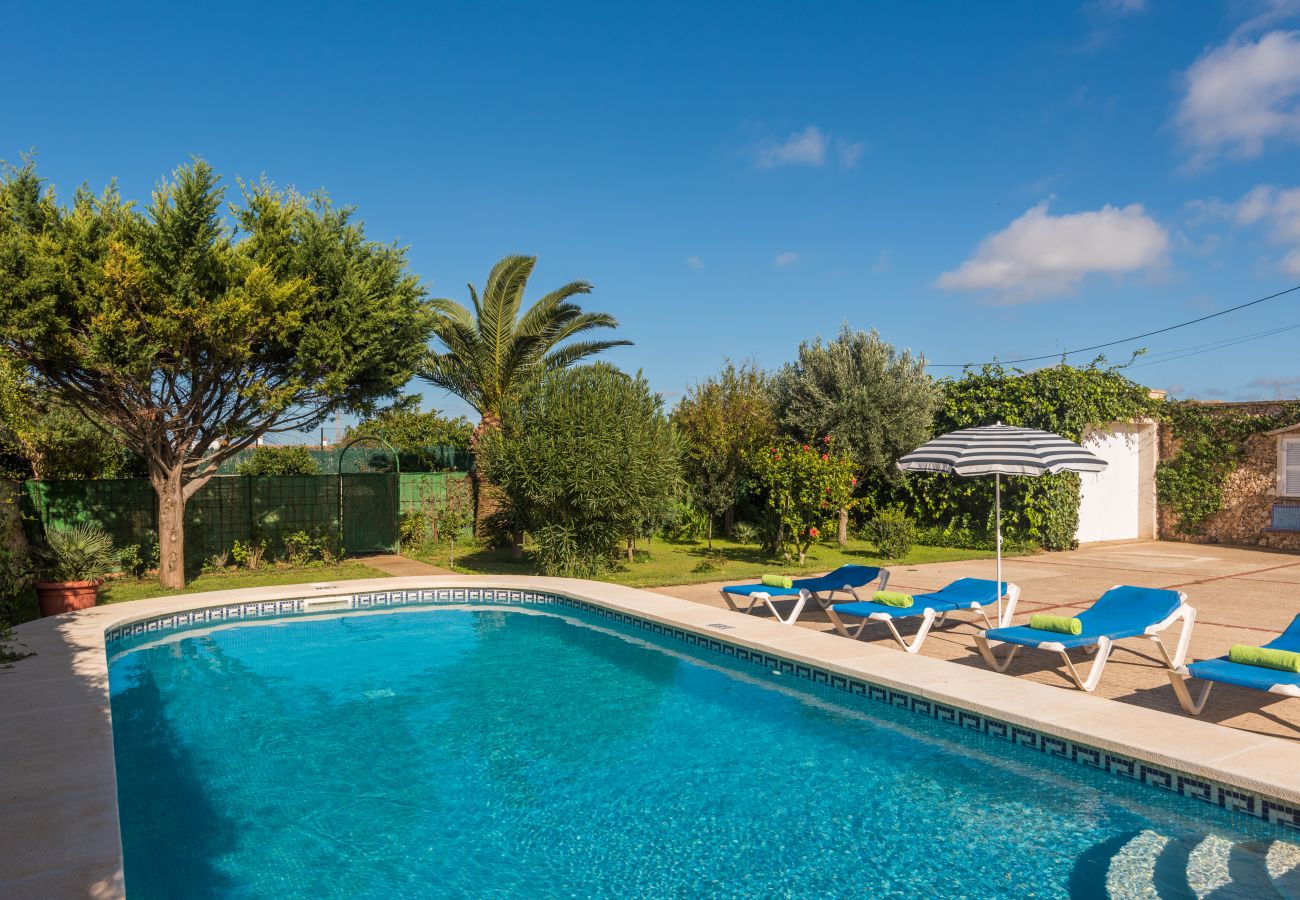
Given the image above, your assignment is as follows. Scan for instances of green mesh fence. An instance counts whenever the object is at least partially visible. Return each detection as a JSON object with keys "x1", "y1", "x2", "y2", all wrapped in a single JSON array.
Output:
[
  {"x1": 212, "y1": 445, "x2": 471, "y2": 475},
  {"x1": 21, "y1": 472, "x2": 470, "y2": 569}
]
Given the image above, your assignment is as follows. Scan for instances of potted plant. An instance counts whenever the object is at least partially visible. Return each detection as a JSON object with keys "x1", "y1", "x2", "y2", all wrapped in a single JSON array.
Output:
[{"x1": 34, "y1": 525, "x2": 117, "y2": 616}]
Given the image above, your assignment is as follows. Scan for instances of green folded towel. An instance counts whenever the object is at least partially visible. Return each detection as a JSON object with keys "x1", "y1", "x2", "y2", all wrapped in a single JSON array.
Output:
[
  {"x1": 1227, "y1": 644, "x2": 1300, "y2": 673},
  {"x1": 872, "y1": 591, "x2": 913, "y2": 608},
  {"x1": 1028, "y1": 614, "x2": 1083, "y2": 635},
  {"x1": 761, "y1": 574, "x2": 793, "y2": 589}
]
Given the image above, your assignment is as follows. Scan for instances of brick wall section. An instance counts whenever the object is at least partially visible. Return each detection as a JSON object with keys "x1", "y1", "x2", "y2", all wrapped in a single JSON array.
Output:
[{"x1": 1158, "y1": 401, "x2": 1300, "y2": 551}]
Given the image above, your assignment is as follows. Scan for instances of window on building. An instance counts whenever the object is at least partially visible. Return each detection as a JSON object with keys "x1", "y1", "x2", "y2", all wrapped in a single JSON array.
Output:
[{"x1": 1284, "y1": 438, "x2": 1300, "y2": 497}]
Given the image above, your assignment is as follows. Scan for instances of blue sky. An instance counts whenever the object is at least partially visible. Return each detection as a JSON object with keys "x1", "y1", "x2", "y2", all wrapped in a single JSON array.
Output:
[{"x1": 6, "y1": 0, "x2": 1300, "y2": 426}]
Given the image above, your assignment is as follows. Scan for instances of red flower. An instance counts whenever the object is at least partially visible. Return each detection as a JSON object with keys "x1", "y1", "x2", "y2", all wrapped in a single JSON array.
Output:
[
  {"x1": 851, "y1": 477, "x2": 858, "y2": 487},
  {"x1": 808, "y1": 527, "x2": 819, "y2": 538},
  {"x1": 823, "y1": 436, "x2": 831, "y2": 444},
  {"x1": 821, "y1": 453, "x2": 829, "y2": 461},
  {"x1": 802, "y1": 444, "x2": 810, "y2": 451}
]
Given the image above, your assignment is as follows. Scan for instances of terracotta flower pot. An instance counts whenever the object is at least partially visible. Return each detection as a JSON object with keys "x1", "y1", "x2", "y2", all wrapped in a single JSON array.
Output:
[{"x1": 35, "y1": 580, "x2": 101, "y2": 617}]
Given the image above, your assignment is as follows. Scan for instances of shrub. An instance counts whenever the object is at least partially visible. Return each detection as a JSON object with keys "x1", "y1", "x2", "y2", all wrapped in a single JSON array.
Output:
[
  {"x1": 0, "y1": 541, "x2": 35, "y2": 634},
  {"x1": 729, "y1": 521, "x2": 759, "y2": 545},
  {"x1": 202, "y1": 550, "x2": 230, "y2": 573},
  {"x1": 36, "y1": 525, "x2": 117, "y2": 583},
  {"x1": 235, "y1": 446, "x2": 321, "y2": 477},
  {"x1": 479, "y1": 364, "x2": 682, "y2": 577},
  {"x1": 281, "y1": 530, "x2": 329, "y2": 567},
  {"x1": 230, "y1": 539, "x2": 267, "y2": 570},
  {"x1": 862, "y1": 507, "x2": 915, "y2": 560},
  {"x1": 400, "y1": 510, "x2": 433, "y2": 549},
  {"x1": 662, "y1": 499, "x2": 709, "y2": 543},
  {"x1": 748, "y1": 438, "x2": 856, "y2": 564},
  {"x1": 117, "y1": 540, "x2": 159, "y2": 579}
]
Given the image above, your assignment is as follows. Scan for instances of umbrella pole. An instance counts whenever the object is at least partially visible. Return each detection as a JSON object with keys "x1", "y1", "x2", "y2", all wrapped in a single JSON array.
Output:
[{"x1": 995, "y1": 472, "x2": 1003, "y2": 626}]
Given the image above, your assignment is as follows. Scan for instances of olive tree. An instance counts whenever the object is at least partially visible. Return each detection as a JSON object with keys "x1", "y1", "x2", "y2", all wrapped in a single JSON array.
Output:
[
  {"x1": 0, "y1": 160, "x2": 435, "y2": 587},
  {"x1": 479, "y1": 363, "x2": 681, "y2": 576},
  {"x1": 774, "y1": 324, "x2": 941, "y2": 542}
]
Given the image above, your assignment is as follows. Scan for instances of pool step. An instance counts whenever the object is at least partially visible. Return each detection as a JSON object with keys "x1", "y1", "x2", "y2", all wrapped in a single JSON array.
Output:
[{"x1": 1079, "y1": 830, "x2": 1300, "y2": 898}]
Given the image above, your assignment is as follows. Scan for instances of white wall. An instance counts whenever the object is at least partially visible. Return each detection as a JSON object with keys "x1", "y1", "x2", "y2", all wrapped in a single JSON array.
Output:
[{"x1": 1076, "y1": 422, "x2": 1158, "y2": 544}]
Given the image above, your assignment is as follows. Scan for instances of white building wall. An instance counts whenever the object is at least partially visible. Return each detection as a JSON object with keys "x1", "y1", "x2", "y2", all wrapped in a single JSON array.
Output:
[{"x1": 1075, "y1": 421, "x2": 1158, "y2": 544}]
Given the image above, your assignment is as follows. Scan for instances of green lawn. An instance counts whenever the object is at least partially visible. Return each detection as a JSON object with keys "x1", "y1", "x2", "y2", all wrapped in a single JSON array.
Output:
[
  {"x1": 98, "y1": 562, "x2": 388, "y2": 605},
  {"x1": 408, "y1": 536, "x2": 998, "y2": 588}
]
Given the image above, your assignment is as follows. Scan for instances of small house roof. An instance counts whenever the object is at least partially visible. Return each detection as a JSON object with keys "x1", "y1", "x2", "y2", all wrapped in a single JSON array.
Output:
[{"x1": 1266, "y1": 421, "x2": 1300, "y2": 436}]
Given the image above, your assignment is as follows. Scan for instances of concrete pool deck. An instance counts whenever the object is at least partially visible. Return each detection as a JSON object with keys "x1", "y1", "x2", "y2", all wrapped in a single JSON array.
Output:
[
  {"x1": 2, "y1": 560, "x2": 1300, "y2": 896},
  {"x1": 655, "y1": 539, "x2": 1300, "y2": 741}
]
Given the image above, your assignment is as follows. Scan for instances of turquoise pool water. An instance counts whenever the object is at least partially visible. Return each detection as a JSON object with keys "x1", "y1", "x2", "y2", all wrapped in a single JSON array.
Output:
[{"x1": 108, "y1": 605, "x2": 1299, "y2": 898}]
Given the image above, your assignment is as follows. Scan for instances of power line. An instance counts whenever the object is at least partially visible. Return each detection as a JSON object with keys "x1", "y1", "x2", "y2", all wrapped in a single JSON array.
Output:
[
  {"x1": 928, "y1": 283, "x2": 1300, "y2": 368},
  {"x1": 1126, "y1": 321, "x2": 1300, "y2": 369}
]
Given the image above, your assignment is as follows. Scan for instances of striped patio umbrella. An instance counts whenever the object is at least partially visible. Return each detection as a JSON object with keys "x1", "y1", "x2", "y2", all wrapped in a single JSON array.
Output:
[{"x1": 896, "y1": 423, "x2": 1107, "y2": 625}]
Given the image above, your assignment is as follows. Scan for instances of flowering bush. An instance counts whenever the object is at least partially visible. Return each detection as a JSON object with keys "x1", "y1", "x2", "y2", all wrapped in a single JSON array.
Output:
[{"x1": 749, "y1": 438, "x2": 856, "y2": 563}]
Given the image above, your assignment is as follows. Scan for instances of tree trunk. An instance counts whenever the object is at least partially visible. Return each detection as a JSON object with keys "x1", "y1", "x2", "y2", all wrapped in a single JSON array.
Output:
[
  {"x1": 0, "y1": 479, "x2": 29, "y2": 569},
  {"x1": 626, "y1": 536, "x2": 635, "y2": 562},
  {"x1": 470, "y1": 413, "x2": 503, "y2": 534},
  {"x1": 706, "y1": 516, "x2": 713, "y2": 551},
  {"x1": 724, "y1": 506, "x2": 734, "y2": 537},
  {"x1": 152, "y1": 466, "x2": 187, "y2": 590},
  {"x1": 510, "y1": 528, "x2": 523, "y2": 561},
  {"x1": 838, "y1": 508, "x2": 849, "y2": 545}
]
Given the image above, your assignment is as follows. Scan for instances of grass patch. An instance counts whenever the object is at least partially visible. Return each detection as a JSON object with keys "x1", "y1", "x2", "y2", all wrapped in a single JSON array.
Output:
[
  {"x1": 408, "y1": 536, "x2": 1000, "y2": 589},
  {"x1": 99, "y1": 562, "x2": 387, "y2": 605}
]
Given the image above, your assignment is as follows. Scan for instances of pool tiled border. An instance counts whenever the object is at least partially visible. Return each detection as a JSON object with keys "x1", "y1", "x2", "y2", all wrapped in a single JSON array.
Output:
[
  {"x1": 6, "y1": 574, "x2": 1300, "y2": 898},
  {"x1": 105, "y1": 586, "x2": 1300, "y2": 832}
]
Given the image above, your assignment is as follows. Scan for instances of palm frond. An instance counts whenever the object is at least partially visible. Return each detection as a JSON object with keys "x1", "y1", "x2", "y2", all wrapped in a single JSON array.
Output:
[
  {"x1": 541, "y1": 338, "x2": 633, "y2": 373},
  {"x1": 478, "y1": 255, "x2": 535, "y2": 364},
  {"x1": 515, "y1": 281, "x2": 593, "y2": 339}
]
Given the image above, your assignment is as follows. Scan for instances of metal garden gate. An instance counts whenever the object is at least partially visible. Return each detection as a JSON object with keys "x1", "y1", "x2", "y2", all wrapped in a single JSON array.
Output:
[{"x1": 338, "y1": 436, "x2": 401, "y2": 555}]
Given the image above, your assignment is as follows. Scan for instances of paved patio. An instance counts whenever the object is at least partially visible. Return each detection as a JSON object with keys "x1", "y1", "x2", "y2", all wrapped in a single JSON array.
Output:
[{"x1": 653, "y1": 540, "x2": 1300, "y2": 741}]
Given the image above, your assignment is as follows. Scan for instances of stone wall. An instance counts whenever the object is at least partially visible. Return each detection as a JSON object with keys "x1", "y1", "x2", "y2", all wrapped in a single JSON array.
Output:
[{"x1": 1158, "y1": 402, "x2": 1300, "y2": 551}]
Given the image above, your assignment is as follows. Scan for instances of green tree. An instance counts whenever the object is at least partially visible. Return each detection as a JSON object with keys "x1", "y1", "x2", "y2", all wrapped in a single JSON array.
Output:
[
  {"x1": 0, "y1": 353, "x2": 142, "y2": 480},
  {"x1": 479, "y1": 364, "x2": 681, "y2": 577},
  {"x1": 773, "y1": 325, "x2": 941, "y2": 542},
  {"x1": 0, "y1": 159, "x2": 435, "y2": 588},
  {"x1": 748, "y1": 439, "x2": 856, "y2": 564},
  {"x1": 344, "y1": 394, "x2": 473, "y2": 470},
  {"x1": 672, "y1": 360, "x2": 776, "y2": 547},
  {"x1": 234, "y1": 445, "x2": 321, "y2": 476},
  {"x1": 418, "y1": 255, "x2": 631, "y2": 526}
]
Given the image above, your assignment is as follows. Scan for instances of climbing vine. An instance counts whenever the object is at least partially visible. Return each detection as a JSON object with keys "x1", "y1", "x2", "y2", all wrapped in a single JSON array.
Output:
[
  {"x1": 900, "y1": 361, "x2": 1156, "y2": 551},
  {"x1": 1156, "y1": 401, "x2": 1300, "y2": 535}
]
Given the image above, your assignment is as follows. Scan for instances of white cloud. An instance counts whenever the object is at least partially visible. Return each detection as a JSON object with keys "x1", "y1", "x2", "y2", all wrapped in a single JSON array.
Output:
[
  {"x1": 1176, "y1": 30, "x2": 1300, "y2": 165},
  {"x1": 753, "y1": 126, "x2": 864, "y2": 171},
  {"x1": 1099, "y1": 0, "x2": 1147, "y2": 13},
  {"x1": 1203, "y1": 183, "x2": 1300, "y2": 273},
  {"x1": 755, "y1": 126, "x2": 827, "y2": 169},
  {"x1": 773, "y1": 251, "x2": 801, "y2": 268},
  {"x1": 686, "y1": 255, "x2": 704, "y2": 270},
  {"x1": 936, "y1": 201, "x2": 1170, "y2": 300}
]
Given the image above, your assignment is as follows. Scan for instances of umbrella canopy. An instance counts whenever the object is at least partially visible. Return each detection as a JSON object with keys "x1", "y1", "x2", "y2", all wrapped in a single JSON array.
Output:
[
  {"x1": 896, "y1": 424, "x2": 1107, "y2": 477},
  {"x1": 896, "y1": 423, "x2": 1107, "y2": 626}
]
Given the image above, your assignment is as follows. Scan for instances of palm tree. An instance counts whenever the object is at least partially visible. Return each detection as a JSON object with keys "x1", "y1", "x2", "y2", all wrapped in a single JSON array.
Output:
[{"x1": 419, "y1": 254, "x2": 631, "y2": 526}]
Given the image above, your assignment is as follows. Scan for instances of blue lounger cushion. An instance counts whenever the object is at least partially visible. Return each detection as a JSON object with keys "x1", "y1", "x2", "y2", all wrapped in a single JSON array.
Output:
[
  {"x1": 984, "y1": 586, "x2": 1183, "y2": 649},
  {"x1": 723, "y1": 565, "x2": 884, "y2": 599},
  {"x1": 720, "y1": 582, "x2": 803, "y2": 598},
  {"x1": 1185, "y1": 658, "x2": 1300, "y2": 693},
  {"x1": 832, "y1": 578, "x2": 1008, "y2": 620},
  {"x1": 1186, "y1": 614, "x2": 1300, "y2": 691}
]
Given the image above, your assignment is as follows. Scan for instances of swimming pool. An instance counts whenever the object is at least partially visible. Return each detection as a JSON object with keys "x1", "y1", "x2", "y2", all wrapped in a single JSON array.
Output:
[{"x1": 108, "y1": 603, "x2": 1300, "y2": 898}]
